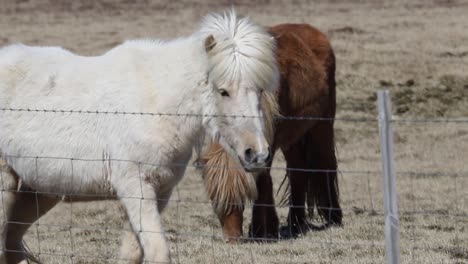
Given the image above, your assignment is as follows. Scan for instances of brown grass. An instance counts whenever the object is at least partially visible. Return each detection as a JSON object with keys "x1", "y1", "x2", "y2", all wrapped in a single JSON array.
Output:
[{"x1": 0, "y1": 0, "x2": 467, "y2": 263}]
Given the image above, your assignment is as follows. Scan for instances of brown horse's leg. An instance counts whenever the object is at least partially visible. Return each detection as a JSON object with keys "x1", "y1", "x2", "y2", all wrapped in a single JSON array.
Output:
[
  {"x1": 219, "y1": 208, "x2": 244, "y2": 244},
  {"x1": 249, "y1": 166, "x2": 279, "y2": 241},
  {"x1": 282, "y1": 141, "x2": 309, "y2": 237},
  {"x1": 4, "y1": 189, "x2": 59, "y2": 263},
  {"x1": 307, "y1": 123, "x2": 342, "y2": 226}
]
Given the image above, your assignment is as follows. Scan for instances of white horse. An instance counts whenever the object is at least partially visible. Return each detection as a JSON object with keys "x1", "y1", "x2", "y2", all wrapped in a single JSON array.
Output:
[{"x1": 0, "y1": 9, "x2": 279, "y2": 264}]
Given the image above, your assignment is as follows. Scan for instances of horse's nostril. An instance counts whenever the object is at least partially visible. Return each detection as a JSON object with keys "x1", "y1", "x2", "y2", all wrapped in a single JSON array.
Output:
[
  {"x1": 245, "y1": 148, "x2": 271, "y2": 165},
  {"x1": 244, "y1": 148, "x2": 255, "y2": 163}
]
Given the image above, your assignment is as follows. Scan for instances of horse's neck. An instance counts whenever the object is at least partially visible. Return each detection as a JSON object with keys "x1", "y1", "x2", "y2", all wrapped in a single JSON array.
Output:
[{"x1": 114, "y1": 38, "x2": 209, "y2": 163}]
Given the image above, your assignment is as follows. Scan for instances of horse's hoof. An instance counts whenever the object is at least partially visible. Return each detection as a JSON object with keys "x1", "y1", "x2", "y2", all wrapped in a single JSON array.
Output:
[
  {"x1": 279, "y1": 222, "x2": 328, "y2": 239},
  {"x1": 327, "y1": 221, "x2": 343, "y2": 228},
  {"x1": 323, "y1": 210, "x2": 343, "y2": 227},
  {"x1": 224, "y1": 236, "x2": 242, "y2": 244},
  {"x1": 279, "y1": 224, "x2": 302, "y2": 239},
  {"x1": 247, "y1": 224, "x2": 279, "y2": 243}
]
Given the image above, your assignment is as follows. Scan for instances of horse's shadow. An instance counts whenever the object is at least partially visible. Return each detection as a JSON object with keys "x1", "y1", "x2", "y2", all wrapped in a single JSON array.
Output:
[{"x1": 243, "y1": 222, "x2": 341, "y2": 243}]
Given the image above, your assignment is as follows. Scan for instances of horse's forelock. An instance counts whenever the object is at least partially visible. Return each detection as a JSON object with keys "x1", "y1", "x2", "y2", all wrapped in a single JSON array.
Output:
[{"x1": 199, "y1": 9, "x2": 279, "y2": 93}]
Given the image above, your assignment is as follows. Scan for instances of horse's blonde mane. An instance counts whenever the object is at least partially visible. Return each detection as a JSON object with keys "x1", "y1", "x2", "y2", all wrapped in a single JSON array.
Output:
[
  {"x1": 201, "y1": 142, "x2": 257, "y2": 215},
  {"x1": 199, "y1": 9, "x2": 279, "y2": 93}
]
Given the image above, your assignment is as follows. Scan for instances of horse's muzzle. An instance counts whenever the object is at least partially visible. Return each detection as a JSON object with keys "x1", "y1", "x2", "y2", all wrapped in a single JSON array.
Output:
[{"x1": 240, "y1": 148, "x2": 271, "y2": 172}]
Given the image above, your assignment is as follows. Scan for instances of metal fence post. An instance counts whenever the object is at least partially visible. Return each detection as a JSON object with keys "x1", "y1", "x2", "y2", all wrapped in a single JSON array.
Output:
[{"x1": 377, "y1": 90, "x2": 400, "y2": 264}]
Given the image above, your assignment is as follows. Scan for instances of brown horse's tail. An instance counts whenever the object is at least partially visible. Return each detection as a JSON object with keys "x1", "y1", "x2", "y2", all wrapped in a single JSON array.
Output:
[
  {"x1": 304, "y1": 127, "x2": 342, "y2": 226},
  {"x1": 276, "y1": 126, "x2": 342, "y2": 226}
]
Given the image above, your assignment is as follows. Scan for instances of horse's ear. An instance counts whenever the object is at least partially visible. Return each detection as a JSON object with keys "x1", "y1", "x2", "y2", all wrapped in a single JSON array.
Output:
[{"x1": 204, "y1": 35, "x2": 216, "y2": 53}]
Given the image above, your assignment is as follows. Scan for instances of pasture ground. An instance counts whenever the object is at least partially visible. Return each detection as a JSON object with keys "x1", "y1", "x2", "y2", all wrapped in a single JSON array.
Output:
[{"x1": 1, "y1": 0, "x2": 467, "y2": 263}]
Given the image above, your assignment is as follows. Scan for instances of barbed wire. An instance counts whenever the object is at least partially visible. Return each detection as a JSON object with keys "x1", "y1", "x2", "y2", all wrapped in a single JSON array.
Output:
[
  {"x1": 392, "y1": 116, "x2": 468, "y2": 124},
  {"x1": 1, "y1": 188, "x2": 362, "y2": 213},
  {"x1": 3, "y1": 107, "x2": 468, "y2": 124},
  {"x1": 0, "y1": 106, "x2": 375, "y2": 122},
  {"x1": 3, "y1": 154, "x2": 467, "y2": 186},
  {"x1": 397, "y1": 171, "x2": 468, "y2": 178},
  {"x1": 4, "y1": 186, "x2": 465, "y2": 220},
  {"x1": 2, "y1": 153, "x2": 377, "y2": 175}
]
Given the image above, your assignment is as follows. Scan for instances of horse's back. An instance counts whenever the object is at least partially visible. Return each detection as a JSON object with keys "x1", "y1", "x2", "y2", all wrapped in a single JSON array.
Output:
[
  {"x1": 0, "y1": 44, "x2": 74, "y2": 71},
  {"x1": 270, "y1": 24, "x2": 334, "y2": 69},
  {"x1": 272, "y1": 24, "x2": 336, "y2": 110},
  {"x1": 269, "y1": 24, "x2": 334, "y2": 115},
  {"x1": 273, "y1": 24, "x2": 336, "y2": 118},
  {"x1": 0, "y1": 43, "x2": 136, "y2": 109},
  {"x1": 0, "y1": 44, "x2": 77, "y2": 102}
]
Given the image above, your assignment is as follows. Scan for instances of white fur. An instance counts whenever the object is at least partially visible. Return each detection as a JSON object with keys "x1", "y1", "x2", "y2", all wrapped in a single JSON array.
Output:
[
  {"x1": 0, "y1": 39, "x2": 214, "y2": 193},
  {"x1": 0, "y1": 37, "x2": 211, "y2": 263},
  {"x1": 0, "y1": 9, "x2": 279, "y2": 264}
]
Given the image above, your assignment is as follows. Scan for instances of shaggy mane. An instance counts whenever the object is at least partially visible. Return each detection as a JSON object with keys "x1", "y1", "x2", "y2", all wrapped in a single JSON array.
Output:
[
  {"x1": 199, "y1": 9, "x2": 279, "y2": 93},
  {"x1": 201, "y1": 142, "x2": 257, "y2": 215}
]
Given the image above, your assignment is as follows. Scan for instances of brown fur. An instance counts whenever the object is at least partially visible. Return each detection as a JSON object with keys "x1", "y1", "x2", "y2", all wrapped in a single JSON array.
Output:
[{"x1": 198, "y1": 23, "x2": 342, "y2": 242}]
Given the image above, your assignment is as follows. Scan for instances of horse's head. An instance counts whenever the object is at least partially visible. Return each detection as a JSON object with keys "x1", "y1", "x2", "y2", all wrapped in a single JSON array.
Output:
[{"x1": 199, "y1": 10, "x2": 279, "y2": 172}]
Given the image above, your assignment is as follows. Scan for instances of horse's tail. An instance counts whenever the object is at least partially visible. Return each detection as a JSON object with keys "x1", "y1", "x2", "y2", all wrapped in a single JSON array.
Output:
[
  {"x1": 20, "y1": 239, "x2": 42, "y2": 264},
  {"x1": 275, "y1": 129, "x2": 341, "y2": 226},
  {"x1": 304, "y1": 128, "x2": 342, "y2": 226},
  {"x1": 198, "y1": 143, "x2": 257, "y2": 216}
]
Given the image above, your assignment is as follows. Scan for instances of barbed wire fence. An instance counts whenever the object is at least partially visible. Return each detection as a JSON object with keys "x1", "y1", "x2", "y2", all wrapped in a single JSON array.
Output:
[{"x1": 0, "y1": 89, "x2": 467, "y2": 264}]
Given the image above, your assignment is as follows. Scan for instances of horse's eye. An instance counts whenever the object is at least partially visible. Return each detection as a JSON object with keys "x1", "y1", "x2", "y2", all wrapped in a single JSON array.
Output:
[{"x1": 219, "y1": 89, "x2": 230, "y2": 97}]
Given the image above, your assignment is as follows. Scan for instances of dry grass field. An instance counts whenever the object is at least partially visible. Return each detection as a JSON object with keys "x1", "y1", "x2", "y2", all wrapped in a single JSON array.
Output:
[{"x1": 1, "y1": 0, "x2": 467, "y2": 263}]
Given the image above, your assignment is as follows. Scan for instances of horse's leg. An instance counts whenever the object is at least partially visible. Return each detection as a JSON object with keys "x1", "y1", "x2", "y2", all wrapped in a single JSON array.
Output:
[
  {"x1": 307, "y1": 123, "x2": 342, "y2": 226},
  {"x1": 117, "y1": 188, "x2": 173, "y2": 264},
  {"x1": 115, "y1": 175, "x2": 171, "y2": 264},
  {"x1": 249, "y1": 163, "x2": 279, "y2": 241},
  {"x1": 0, "y1": 168, "x2": 19, "y2": 264},
  {"x1": 118, "y1": 224, "x2": 142, "y2": 264},
  {"x1": 282, "y1": 140, "x2": 309, "y2": 238},
  {"x1": 156, "y1": 189, "x2": 173, "y2": 213},
  {"x1": 219, "y1": 208, "x2": 243, "y2": 243},
  {"x1": 5, "y1": 190, "x2": 59, "y2": 263}
]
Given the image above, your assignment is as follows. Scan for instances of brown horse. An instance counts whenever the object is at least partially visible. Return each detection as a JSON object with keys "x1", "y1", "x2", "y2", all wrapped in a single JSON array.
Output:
[{"x1": 198, "y1": 23, "x2": 342, "y2": 242}]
